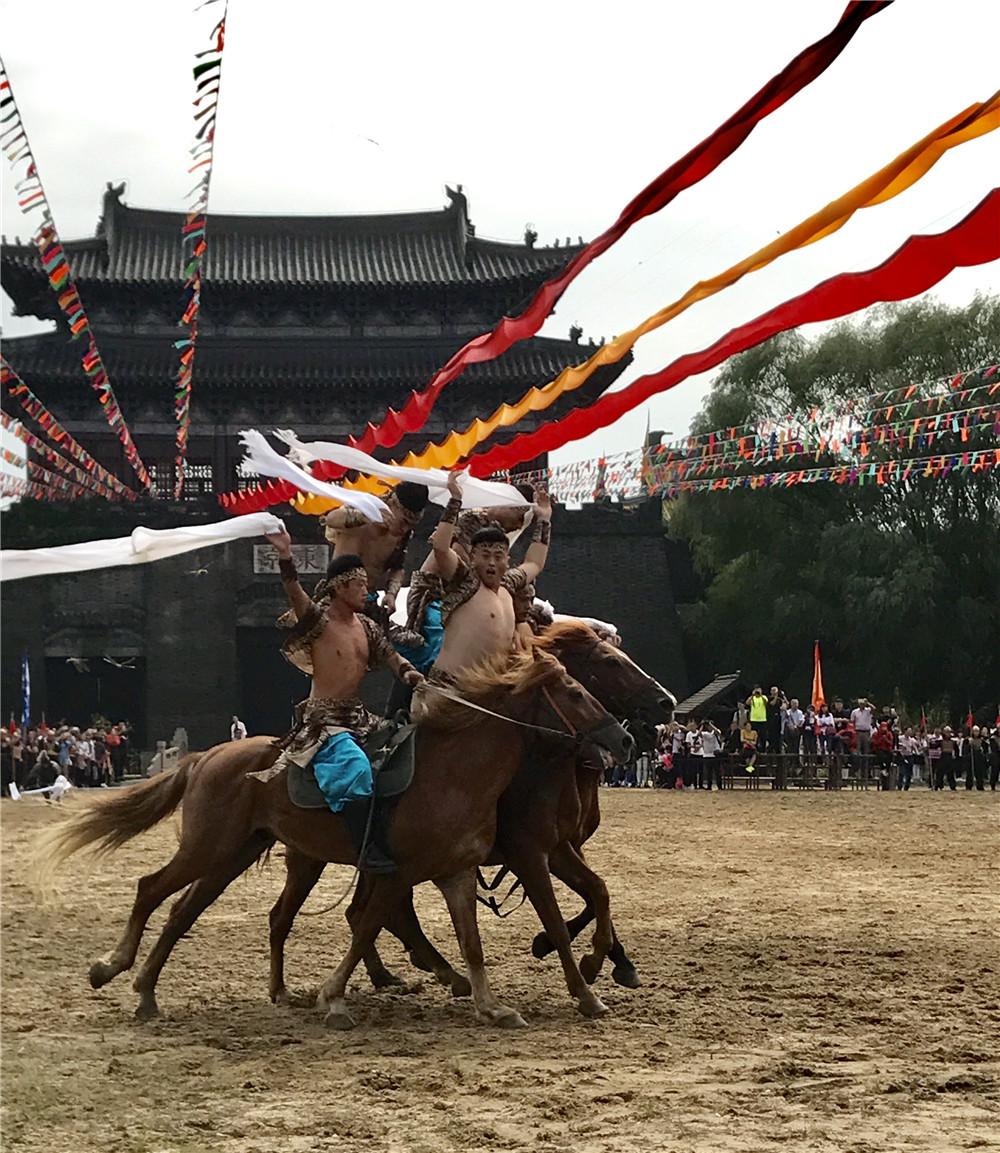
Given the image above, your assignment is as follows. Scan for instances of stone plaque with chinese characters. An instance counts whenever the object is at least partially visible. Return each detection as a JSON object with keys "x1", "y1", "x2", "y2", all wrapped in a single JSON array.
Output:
[{"x1": 253, "y1": 544, "x2": 329, "y2": 575}]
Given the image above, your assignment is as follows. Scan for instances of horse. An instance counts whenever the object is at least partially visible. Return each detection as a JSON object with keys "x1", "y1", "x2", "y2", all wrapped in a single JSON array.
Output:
[
  {"x1": 267, "y1": 620, "x2": 675, "y2": 1003},
  {"x1": 39, "y1": 647, "x2": 632, "y2": 1028}
]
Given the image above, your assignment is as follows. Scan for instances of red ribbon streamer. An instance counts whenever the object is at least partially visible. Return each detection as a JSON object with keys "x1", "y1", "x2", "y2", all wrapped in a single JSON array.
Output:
[
  {"x1": 466, "y1": 190, "x2": 1000, "y2": 475},
  {"x1": 321, "y1": 1, "x2": 892, "y2": 468}
]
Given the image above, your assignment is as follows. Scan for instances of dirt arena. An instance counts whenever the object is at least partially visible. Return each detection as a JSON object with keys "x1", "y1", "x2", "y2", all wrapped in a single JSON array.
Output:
[{"x1": 2, "y1": 789, "x2": 998, "y2": 1153}]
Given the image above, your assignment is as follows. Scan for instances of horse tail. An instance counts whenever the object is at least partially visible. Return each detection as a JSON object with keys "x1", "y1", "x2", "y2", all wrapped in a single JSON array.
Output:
[{"x1": 36, "y1": 753, "x2": 202, "y2": 881}]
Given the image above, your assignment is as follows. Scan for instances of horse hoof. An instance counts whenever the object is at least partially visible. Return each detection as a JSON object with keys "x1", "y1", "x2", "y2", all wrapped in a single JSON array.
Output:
[
  {"x1": 271, "y1": 987, "x2": 291, "y2": 1006},
  {"x1": 324, "y1": 1009, "x2": 356, "y2": 1031},
  {"x1": 449, "y1": 973, "x2": 473, "y2": 999},
  {"x1": 579, "y1": 955, "x2": 603, "y2": 985},
  {"x1": 577, "y1": 995, "x2": 609, "y2": 1019},
  {"x1": 480, "y1": 1006, "x2": 527, "y2": 1029},
  {"x1": 134, "y1": 998, "x2": 160, "y2": 1022},
  {"x1": 371, "y1": 971, "x2": 406, "y2": 991},
  {"x1": 531, "y1": 932, "x2": 554, "y2": 960},
  {"x1": 88, "y1": 960, "x2": 118, "y2": 989},
  {"x1": 612, "y1": 965, "x2": 642, "y2": 989}
]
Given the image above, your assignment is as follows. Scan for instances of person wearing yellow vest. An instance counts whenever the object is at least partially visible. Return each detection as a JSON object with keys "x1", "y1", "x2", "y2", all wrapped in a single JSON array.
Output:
[{"x1": 747, "y1": 686, "x2": 769, "y2": 757}]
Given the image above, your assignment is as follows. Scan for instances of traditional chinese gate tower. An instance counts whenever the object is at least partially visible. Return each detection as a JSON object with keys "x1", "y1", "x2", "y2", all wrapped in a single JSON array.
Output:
[
  {"x1": 1, "y1": 184, "x2": 687, "y2": 746},
  {"x1": 2, "y1": 183, "x2": 625, "y2": 495}
]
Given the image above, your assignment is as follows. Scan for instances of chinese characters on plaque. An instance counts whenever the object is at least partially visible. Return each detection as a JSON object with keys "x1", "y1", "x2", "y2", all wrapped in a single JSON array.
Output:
[{"x1": 253, "y1": 544, "x2": 329, "y2": 575}]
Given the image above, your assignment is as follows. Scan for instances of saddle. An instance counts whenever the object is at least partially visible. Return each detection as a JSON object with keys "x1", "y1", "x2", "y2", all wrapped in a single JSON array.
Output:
[{"x1": 286, "y1": 721, "x2": 417, "y2": 810}]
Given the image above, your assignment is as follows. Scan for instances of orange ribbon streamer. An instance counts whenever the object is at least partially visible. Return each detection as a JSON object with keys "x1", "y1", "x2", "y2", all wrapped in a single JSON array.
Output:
[{"x1": 395, "y1": 90, "x2": 1000, "y2": 472}]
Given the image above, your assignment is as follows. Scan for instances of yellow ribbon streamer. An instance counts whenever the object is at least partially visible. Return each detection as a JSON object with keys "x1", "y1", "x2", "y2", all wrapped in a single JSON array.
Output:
[{"x1": 293, "y1": 90, "x2": 999, "y2": 515}]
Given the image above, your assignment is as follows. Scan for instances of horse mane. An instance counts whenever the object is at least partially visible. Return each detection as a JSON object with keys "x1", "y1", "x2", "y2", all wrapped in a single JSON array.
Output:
[
  {"x1": 421, "y1": 647, "x2": 566, "y2": 731},
  {"x1": 531, "y1": 618, "x2": 599, "y2": 652}
]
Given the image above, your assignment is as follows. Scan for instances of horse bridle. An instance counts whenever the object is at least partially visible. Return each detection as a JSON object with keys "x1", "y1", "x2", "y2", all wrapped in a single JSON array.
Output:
[{"x1": 423, "y1": 680, "x2": 599, "y2": 748}]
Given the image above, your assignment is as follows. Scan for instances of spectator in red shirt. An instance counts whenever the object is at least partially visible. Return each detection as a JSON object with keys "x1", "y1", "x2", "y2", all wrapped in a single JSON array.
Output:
[{"x1": 872, "y1": 720, "x2": 895, "y2": 790}]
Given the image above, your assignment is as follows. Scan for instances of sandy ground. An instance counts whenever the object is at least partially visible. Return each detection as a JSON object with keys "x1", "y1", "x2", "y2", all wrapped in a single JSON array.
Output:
[{"x1": 1, "y1": 788, "x2": 998, "y2": 1153}]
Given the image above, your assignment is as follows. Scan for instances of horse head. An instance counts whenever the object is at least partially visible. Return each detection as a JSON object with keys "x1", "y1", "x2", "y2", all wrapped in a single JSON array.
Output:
[
  {"x1": 533, "y1": 620, "x2": 676, "y2": 751},
  {"x1": 522, "y1": 648, "x2": 636, "y2": 766}
]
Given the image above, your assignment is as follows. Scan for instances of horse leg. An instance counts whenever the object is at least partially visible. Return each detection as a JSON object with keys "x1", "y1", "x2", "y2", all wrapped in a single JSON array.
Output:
[
  {"x1": 347, "y1": 873, "x2": 410, "y2": 991},
  {"x1": 345, "y1": 875, "x2": 473, "y2": 998},
  {"x1": 435, "y1": 869, "x2": 525, "y2": 1028},
  {"x1": 561, "y1": 843, "x2": 642, "y2": 988},
  {"x1": 315, "y1": 875, "x2": 408, "y2": 1030},
  {"x1": 133, "y1": 833, "x2": 273, "y2": 1020},
  {"x1": 531, "y1": 847, "x2": 641, "y2": 988},
  {"x1": 508, "y1": 849, "x2": 608, "y2": 1019},
  {"x1": 532, "y1": 904, "x2": 594, "y2": 959},
  {"x1": 269, "y1": 848, "x2": 326, "y2": 1004},
  {"x1": 384, "y1": 888, "x2": 472, "y2": 998},
  {"x1": 88, "y1": 850, "x2": 210, "y2": 992},
  {"x1": 546, "y1": 843, "x2": 614, "y2": 986}
]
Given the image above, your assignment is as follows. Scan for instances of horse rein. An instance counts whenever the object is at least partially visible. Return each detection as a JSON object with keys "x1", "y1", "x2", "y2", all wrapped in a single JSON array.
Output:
[{"x1": 422, "y1": 681, "x2": 586, "y2": 745}]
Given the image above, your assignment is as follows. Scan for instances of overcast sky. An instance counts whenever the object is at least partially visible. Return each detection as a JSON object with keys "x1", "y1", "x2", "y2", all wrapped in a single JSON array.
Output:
[{"x1": 2, "y1": 0, "x2": 997, "y2": 472}]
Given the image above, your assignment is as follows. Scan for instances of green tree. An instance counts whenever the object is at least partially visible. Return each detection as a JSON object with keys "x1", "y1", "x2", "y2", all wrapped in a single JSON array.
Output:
[{"x1": 668, "y1": 295, "x2": 1000, "y2": 721}]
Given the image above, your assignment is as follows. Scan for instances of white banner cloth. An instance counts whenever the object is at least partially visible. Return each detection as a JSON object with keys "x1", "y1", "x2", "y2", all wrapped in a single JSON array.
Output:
[
  {"x1": 239, "y1": 430, "x2": 390, "y2": 521},
  {"x1": 272, "y1": 429, "x2": 528, "y2": 509},
  {"x1": 0, "y1": 512, "x2": 285, "y2": 583}
]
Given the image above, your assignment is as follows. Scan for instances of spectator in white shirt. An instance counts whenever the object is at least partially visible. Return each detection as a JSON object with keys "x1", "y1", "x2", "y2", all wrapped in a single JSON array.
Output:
[
  {"x1": 230, "y1": 715, "x2": 248, "y2": 741},
  {"x1": 699, "y1": 719, "x2": 723, "y2": 790},
  {"x1": 850, "y1": 698, "x2": 874, "y2": 758},
  {"x1": 899, "y1": 727, "x2": 928, "y2": 791},
  {"x1": 782, "y1": 698, "x2": 805, "y2": 761},
  {"x1": 816, "y1": 704, "x2": 836, "y2": 759}
]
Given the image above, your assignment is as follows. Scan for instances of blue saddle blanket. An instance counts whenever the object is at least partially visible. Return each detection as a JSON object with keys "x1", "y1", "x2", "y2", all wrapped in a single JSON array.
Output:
[{"x1": 312, "y1": 732, "x2": 373, "y2": 813}]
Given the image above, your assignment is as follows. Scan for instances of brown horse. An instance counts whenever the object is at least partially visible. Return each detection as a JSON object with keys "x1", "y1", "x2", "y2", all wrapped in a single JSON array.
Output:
[
  {"x1": 40, "y1": 647, "x2": 632, "y2": 1027},
  {"x1": 268, "y1": 621, "x2": 675, "y2": 1002}
]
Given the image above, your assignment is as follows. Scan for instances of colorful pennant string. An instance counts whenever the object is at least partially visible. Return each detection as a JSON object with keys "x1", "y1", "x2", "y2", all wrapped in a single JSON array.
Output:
[
  {"x1": 1, "y1": 358, "x2": 138, "y2": 500},
  {"x1": 0, "y1": 477, "x2": 30, "y2": 499},
  {"x1": 393, "y1": 92, "x2": 1000, "y2": 472},
  {"x1": 645, "y1": 365, "x2": 999, "y2": 463},
  {"x1": 467, "y1": 189, "x2": 1000, "y2": 476},
  {"x1": 1, "y1": 412, "x2": 125, "y2": 501},
  {"x1": 652, "y1": 450, "x2": 1000, "y2": 498},
  {"x1": 0, "y1": 62, "x2": 151, "y2": 489},
  {"x1": 1, "y1": 478, "x2": 64, "y2": 502},
  {"x1": 1, "y1": 441, "x2": 26, "y2": 470},
  {"x1": 25, "y1": 459, "x2": 93, "y2": 500},
  {"x1": 292, "y1": 1, "x2": 892, "y2": 473},
  {"x1": 174, "y1": 1, "x2": 228, "y2": 499}
]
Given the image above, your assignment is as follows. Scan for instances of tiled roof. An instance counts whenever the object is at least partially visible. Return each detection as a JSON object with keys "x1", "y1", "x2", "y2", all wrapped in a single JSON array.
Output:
[
  {"x1": 1, "y1": 331, "x2": 628, "y2": 392},
  {"x1": 1, "y1": 186, "x2": 584, "y2": 289},
  {"x1": 673, "y1": 672, "x2": 745, "y2": 717}
]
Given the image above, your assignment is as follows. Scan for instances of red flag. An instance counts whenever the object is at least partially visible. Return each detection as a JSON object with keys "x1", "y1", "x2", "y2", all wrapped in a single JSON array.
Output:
[
  {"x1": 966, "y1": 705, "x2": 974, "y2": 731},
  {"x1": 811, "y1": 640, "x2": 826, "y2": 710},
  {"x1": 920, "y1": 707, "x2": 928, "y2": 733}
]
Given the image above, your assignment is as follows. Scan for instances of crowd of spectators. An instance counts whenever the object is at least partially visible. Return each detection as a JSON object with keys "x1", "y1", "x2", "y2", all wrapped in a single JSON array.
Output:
[
  {"x1": 0, "y1": 718, "x2": 133, "y2": 795},
  {"x1": 607, "y1": 686, "x2": 1000, "y2": 792}
]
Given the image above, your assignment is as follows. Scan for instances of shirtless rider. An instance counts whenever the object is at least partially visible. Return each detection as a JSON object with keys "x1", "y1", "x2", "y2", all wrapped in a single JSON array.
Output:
[
  {"x1": 398, "y1": 485, "x2": 535, "y2": 677},
  {"x1": 410, "y1": 472, "x2": 551, "y2": 718},
  {"x1": 262, "y1": 528, "x2": 424, "y2": 870},
  {"x1": 321, "y1": 481, "x2": 429, "y2": 622}
]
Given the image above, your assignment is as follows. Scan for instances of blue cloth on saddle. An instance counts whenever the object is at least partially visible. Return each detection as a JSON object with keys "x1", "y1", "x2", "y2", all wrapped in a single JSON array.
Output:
[
  {"x1": 312, "y1": 732, "x2": 373, "y2": 813},
  {"x1": 392, "y1": 599, "x2": 443, "y2": 673}
]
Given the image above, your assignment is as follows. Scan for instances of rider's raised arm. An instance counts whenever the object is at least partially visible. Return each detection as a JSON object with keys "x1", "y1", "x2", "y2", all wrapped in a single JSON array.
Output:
[
  {"x1": 322, "y1": 507, "x2": 370, "y2": 542},
  {"x1": 518, "y1": 490, "x2": 552, "y2": 583},
  {"x1": 429, "y1": 471, "x2": 464, "y2": 582},
  {"x1": 265, "y1": 529, "x2": 311, "y2": 620}
]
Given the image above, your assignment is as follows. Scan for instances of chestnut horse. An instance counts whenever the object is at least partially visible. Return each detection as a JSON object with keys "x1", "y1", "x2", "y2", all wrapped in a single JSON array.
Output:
[
  {"x1": 268, "y1": 621, "x2": 675, "y2": 1002},
  {"x1": 40, "y1": 648, "x2": 632, "y2": 1027}
]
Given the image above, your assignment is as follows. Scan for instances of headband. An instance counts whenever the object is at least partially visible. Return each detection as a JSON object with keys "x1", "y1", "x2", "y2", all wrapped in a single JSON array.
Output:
[{"x1": 328, "y1": 565, "x2": 367, "y2": 588}]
